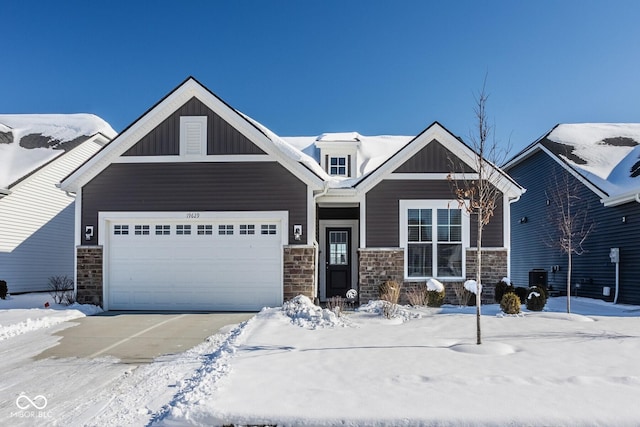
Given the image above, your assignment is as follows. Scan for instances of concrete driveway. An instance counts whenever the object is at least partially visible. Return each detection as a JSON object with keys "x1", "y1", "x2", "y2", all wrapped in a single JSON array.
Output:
[{"x1": 34, "y1": 312, "x2": 255, "y2": 364}]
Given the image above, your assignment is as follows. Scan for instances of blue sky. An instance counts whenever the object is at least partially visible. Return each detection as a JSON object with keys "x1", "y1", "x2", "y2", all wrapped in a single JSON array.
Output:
[{"x1": 2, "y1": 0, "x2": 640, "y2": 153}]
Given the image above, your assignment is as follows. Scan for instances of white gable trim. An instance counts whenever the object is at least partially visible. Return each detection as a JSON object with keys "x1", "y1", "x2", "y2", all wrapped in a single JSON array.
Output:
[
  {"x1": 356, "y1": 123, "x2": 522, "y2": 198},
  {"x1": 60, "y1": 78, "x2": 324, "y2": 193}
]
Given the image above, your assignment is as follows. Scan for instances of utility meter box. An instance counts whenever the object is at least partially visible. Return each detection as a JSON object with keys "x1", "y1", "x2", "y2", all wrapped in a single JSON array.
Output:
[{"x1": 609, "y1": 248, "x2": 620, "y2": 263}]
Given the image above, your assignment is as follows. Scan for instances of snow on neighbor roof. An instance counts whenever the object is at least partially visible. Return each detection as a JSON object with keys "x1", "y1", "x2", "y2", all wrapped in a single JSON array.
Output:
[
  {"x1": 543, "y1": 123, "x2": 640, "y2": 197},
  {"x1": 0, "y1": 114, "x2": 116, "y2": 188}
]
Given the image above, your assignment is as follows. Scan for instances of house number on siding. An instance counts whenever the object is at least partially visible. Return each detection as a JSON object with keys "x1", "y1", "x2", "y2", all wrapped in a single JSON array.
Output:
[{"x1": 186, "y1": 212, "x2": 200, "y2": 219}]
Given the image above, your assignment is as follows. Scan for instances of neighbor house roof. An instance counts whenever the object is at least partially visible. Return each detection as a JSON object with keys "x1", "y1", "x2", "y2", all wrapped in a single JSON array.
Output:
[
  {"x1": 0, "y1": 114, "x2": 117, "y2": 189},
  {"x1": 505, "y1": 123, "x2": 640, "y2": 206}
]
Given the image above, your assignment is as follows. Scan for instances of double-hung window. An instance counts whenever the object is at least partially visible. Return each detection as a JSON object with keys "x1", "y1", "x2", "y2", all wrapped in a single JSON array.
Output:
[
  {"x1": 400, "y1": 201, "x2": 468, "y2": 279},
  {"x1": 329, "y1": 156, "x2": 347, "y2": 176}
]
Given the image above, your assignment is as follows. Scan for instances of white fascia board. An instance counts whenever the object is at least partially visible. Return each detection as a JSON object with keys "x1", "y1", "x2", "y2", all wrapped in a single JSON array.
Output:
[
  {"x1": 602, "y1": 190, "x2": 640, "y2": 207},
  {"x1": 61, "y1": 78, "x2": 324, "y2": 192}
]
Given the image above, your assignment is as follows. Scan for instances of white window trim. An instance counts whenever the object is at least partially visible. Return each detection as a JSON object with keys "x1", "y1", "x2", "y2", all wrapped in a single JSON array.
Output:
[
  {"x1": 399, "y1": 200, "x2": 470, "y2": 281},
  {"x1": 180, "y1": 116, "x2": 207, "y2": 156}
]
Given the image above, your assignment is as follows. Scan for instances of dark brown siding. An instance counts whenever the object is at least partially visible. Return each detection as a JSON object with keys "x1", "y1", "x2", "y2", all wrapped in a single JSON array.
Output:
[
  {"x1": 82, "y1": 162, "x2": 306, "y2": 245},
  {"x1": 122, "y1": 97, "x2": 266, "y2": 156},
  {"x1": 366, "y1": 180, "x2": 503, "y2": 247},
  {"x1": 394, "y1": 139, "x2": 474, "y2": 173}
]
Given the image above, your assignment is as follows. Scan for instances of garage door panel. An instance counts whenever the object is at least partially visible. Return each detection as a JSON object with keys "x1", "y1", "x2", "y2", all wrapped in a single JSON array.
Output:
[{"x1": 106, "y1": 217, "x2": 284, "y2": 311}]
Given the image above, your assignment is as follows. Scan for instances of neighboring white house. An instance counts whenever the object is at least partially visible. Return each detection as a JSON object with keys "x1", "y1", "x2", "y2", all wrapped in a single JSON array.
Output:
[{"x1": 0, "y1": 114, "x2": 116, "y2": 293}]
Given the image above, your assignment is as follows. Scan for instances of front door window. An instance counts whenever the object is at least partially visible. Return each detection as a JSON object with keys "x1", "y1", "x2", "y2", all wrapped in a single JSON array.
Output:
[{"x1": 329, "y1": 231, "x2": 349, "y2": 265}]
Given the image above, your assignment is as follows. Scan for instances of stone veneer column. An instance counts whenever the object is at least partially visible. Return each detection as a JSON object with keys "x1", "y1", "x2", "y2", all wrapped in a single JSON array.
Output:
[
  {"x1": 76, "y1": 246, "x2": 103, "y2": 307},
  {"x1": 358, "y1": 248, "x2": 404, "y2": 303},
  {"x1": 465, "y1": 248, "x2": 508, "y2": 304},
  {"x1": 283, "y1": 245, "x2": 316, "y2": 301}
]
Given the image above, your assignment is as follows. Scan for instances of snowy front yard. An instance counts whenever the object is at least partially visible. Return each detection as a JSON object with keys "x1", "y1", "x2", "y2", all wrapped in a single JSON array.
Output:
[{"x1": 2, "y1": 293, "x2": 640, "y2": 426}]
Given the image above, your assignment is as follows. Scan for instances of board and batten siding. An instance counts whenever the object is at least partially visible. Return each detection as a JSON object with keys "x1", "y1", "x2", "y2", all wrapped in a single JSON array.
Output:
[
  {"x1": 507, "y1": 150, "x2": 640, "y2": 304},
  {"x1": 81, "y1": 162, "x2": 307, "y2": 245},
  {"x1": 393, "y1": 140, "x2": 474, "y2": 174},
  {"x1": 366, "y1": 180, "x2": 504, "y2": 248},
  {"x1": 122, "y1": 97, "x2": 266, "y2": 156},
  {"x1": 0, "y1": 139, "x2": 105, "y2": 292}
]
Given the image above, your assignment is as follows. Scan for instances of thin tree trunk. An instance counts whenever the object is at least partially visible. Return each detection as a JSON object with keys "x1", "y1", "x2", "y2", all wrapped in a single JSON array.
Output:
[
  {"x1": 476, "y1": 207, "x2": 482, "y2": 345},
  {"x1": 567, "y1": 245, "x2": 572, "y2": 314}
]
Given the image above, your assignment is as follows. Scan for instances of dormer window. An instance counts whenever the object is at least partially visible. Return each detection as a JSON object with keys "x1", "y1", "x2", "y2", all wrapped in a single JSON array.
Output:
[
  {"x1": 316, "y1": 133, "x2": 361, "y2": 179},
  {"x1": 329, "y1": 156, "x2": 348, "y2": 176}
]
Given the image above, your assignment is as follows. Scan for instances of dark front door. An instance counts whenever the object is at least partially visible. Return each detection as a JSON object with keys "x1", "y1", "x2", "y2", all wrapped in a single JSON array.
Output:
[{"x1": 326, "y1": 228, "x2": 351, "y2": 298}]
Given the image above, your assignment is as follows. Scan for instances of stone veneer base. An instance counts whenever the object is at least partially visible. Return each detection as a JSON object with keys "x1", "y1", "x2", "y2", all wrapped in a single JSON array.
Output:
[{"x1": 76, "y1": 246, "x2": 103, "y2": 307}]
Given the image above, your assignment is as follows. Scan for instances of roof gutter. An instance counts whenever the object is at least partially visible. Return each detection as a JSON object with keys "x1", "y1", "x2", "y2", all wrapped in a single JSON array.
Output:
[{"x1": 0, "y1": 188, "x2": 10, "y2": 198}]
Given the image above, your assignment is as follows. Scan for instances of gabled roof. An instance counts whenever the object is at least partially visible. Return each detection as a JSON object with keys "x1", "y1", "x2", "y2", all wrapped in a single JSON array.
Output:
[
  {"x1": 354, "y1": 121, "x2": 524, "y2": 198},
  {"x1": 0, "y1": 114, "x2": 116, "y2": 189},
  {"x1": 505, "y1": 123, "x2": 640, "y2": 206},
  {"x1": 60, "y1": 77, "x2": 326, "y2": 193}
]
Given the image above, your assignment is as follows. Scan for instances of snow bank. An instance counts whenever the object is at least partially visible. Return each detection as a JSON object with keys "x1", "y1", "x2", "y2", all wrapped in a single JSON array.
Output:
[
  {"x1": 0, "y1": 293, "x2": 102, "y2": 340},
  {"x1": 282, "y1": 295, "x2": 345, "y2": 329}
]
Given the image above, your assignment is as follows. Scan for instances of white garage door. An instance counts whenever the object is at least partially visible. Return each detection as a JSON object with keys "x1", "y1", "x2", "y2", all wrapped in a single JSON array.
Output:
[{"x1": 105, "y1": 214, "x2": 285, "y2": 311}]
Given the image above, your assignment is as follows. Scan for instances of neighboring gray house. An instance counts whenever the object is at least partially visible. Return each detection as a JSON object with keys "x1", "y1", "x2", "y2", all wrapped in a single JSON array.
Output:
[
  {"x1": 505, "y1": 123, "x2": 640, "y2": 305},
  {"x1": 0, "y1": 114, "x2": 116, "y2": 293},
  {"x1": 60, "y1": 77, "x2": 523, "y2": 311}
]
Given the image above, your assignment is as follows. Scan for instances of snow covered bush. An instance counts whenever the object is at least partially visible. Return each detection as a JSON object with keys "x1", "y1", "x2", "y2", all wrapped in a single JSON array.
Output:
[
  {"x1": 494, "y1": 277, "x2": 515, "y2": 303},
  {"x1": 48, "y1": 275, "x2": 74, "y2": 304},
  {"x1": 282, "y1": 295, "x2": 344, "y2": 329},
  {"x1": 0, "y1": 280, "x2": 7, "y2": 300},
  {"x1": 500, "y1": 292, "x2": 521, "y2": 315},
  {"x1": 526, "y1": 286, "x2": 547, "y2": 311},
  {"x1": 424, "y1": 278, "x2": 445, "y2": 307}
]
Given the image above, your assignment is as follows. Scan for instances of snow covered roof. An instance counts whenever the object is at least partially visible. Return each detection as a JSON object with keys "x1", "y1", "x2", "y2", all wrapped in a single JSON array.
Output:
[
  {"x1": 507, "y1": 123, "x2": 640, "y2": 205},
  {"x1": 0, "y1": 114, "x2": 116, "y2": 189},
  {"x1": 283, "y1": 134, "x2": 412, "y2": 188}
]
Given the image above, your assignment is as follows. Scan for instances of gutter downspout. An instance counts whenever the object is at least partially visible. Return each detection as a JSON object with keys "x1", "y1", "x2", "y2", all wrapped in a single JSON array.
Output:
[{"x1": 312, "y1": 182, "x2": 330, "y2": 304}]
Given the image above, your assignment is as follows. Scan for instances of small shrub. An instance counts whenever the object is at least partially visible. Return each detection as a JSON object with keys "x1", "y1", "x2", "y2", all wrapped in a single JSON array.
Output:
[
  {"x1": 452, "y1": 282, "x2": 472, "y2": 307},
  {"x1": 63, "y1": 292, "x2": 76, "y2": 306},
  {"x1": 379, "y1": 281, "x2": 402, "y2": 319},
  {"x1": 500, "y1": 292, "x2": 521, "y2": 314},
  {"x1": 0, "y1": 280, "x2": 7, "y2": 299},
  {"x1": 379, "y1": 280, "x2": 402, "y2": 304},
  {"x1": 406, "y1": 285, "x2": 428, "y2": 307},
  {"x1": 426, "y1": 289, "x2": 446, "y2": 307},
  {"x1": 494, "y1": 279, "x2": 515, "y2": 304},
  {"x1": 48, "y1": 275, "x2": 74, "y2": 304},
  {"x1": 327, "y1": 296, "x2": 346, "y2": 317},
  {"x1": 526, "y1": 286, "x2": 547, "y2": 311},
  {"x1": 514, "y1": 287, "x2": 528, "y2": 304}
]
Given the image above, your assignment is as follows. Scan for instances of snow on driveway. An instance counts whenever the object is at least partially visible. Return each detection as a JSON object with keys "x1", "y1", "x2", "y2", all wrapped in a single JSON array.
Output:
[{"x1": 2, "y1": 293, "x2": 640, "y2": 426}]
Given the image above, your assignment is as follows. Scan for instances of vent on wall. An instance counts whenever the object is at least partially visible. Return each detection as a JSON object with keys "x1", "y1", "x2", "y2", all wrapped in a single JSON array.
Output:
[{"x1": 180, "y1": 116, "x2": 207, "y2": 156}]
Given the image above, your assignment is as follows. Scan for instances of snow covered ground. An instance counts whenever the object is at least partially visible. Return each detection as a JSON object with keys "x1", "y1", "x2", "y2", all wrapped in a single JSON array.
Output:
[{"x1": 2, "y1": 293, "x2": 640, "y2": 426}]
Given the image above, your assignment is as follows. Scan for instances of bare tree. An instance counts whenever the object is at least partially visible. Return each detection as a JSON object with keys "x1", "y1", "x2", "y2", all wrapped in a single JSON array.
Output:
[
  {"x1": 448, "y1": 79, "x2": 510, "y2": 344},
  {"x1": 545, "y1": 172, "x2": 594, "y2": 313}
]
